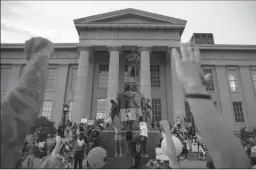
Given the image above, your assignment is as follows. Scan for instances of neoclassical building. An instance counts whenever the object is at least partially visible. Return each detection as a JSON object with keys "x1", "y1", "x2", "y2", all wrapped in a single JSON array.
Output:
[{"x1": 1, "y1": 8, "x2": 256, "y2": 131}]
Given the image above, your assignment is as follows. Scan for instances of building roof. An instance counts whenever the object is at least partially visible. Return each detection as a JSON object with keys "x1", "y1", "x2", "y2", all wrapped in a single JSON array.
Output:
[
  {"x1": 1, "y1": 43, "x2": 256, "y2": 51},
  {"x1": 74, "y1": 8, "x2": 187, "y2": 25},
  {"x1": 73, "y1": 8, "x2": 187, "y2": 36}
]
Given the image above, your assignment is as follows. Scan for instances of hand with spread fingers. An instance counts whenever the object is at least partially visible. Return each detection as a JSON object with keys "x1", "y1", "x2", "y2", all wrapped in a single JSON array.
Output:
[
  {"x1": 159, "y1": 120, "x2": 171, "y2": 135},
  {"x1": 172, "y1": 43, "x2": 211, "y2": 88},
  {"x1": 171, "y1": 43, "x2": 251, "y2": 169}
]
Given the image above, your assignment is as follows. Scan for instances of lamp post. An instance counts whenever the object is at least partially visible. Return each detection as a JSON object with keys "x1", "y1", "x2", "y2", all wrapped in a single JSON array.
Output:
[{"x1": 62, "y1": 104, "x2": 69, "y2": 137}]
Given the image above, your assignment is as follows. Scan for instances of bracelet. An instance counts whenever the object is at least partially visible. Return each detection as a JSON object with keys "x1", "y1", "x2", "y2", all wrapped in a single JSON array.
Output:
[{"x1": 185, "y1": 93, "x2": 212, "y2": 100}]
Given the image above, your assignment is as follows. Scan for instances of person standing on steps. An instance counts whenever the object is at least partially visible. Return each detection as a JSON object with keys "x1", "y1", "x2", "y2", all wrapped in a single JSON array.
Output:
[
  {"x1": 74, "y1": 135, "x2": 85, "y2": 169},
  {"x1": 139, "y1": 117, "x2": 149, "y2": 158},
  {"x1": 113, "y1": 116, "x2": 124, "y2": 157},
  {"x1": 176, "y1": 116, "x2": 181, "y2": 129},
  {"x1": 27, "y1": 142, "x2": 36, "y2": 169},
  {"x1": 181, "y1": 141, "x2": 188, "y2": 161}
]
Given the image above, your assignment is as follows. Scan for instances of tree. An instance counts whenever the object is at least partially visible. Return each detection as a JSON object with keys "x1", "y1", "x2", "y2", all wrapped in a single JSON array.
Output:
[
  {"x1": 239, "y1": 127, "x2": 256, "y2": 147},
  {"x1": 30, "y1": 116, "x2": 56, "y2": 142}
]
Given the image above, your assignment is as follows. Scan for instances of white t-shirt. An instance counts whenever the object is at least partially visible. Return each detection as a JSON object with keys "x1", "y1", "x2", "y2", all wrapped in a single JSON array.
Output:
[
  {"x1": 176, "y1": 118, "x2": 181, "y2": 124},
  {"x1": 139, "y1": 122, "x2": 148, "y2": 137},
  {"x1": 77, "y1": 139, "x2": 85, "y2": 147}
]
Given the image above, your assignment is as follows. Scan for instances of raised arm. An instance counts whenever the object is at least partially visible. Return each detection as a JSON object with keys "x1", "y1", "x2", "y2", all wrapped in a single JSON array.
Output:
[
  {"x1": 159, "y1": 120, "x2": 180, "y2": 168},
  {"x1": 1, "y1": 37, "x2": 54, "y2": 168},
  {"x1": 171, "y1": 44, "x2": 251, "y2": 168}
]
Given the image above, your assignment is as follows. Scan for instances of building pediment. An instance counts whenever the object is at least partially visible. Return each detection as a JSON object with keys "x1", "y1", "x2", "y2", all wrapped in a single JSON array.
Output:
[{"x1": 74, "y1": 8, "x2": 187, "y2": 26}]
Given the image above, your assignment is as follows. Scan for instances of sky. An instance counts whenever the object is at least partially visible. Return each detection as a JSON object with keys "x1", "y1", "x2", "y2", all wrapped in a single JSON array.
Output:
[{"x1": 1, "y1": 1, "x2": 256, "y2": 45}]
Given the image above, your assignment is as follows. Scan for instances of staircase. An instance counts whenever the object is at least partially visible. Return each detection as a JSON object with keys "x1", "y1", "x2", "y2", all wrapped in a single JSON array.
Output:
[{"x1": 186, "y1": 151, "x2": 200, "y2": 161}]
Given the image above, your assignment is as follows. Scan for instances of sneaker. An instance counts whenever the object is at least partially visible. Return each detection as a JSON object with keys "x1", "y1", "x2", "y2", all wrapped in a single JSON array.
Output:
[
  {"x1": 119, "y1": 154, "x2": 124, "y2": 157},
  {"x1": 185, "y1": 159, "x2": 188, "y2": 161},
  {"x1": 114, "y1": 153, "x2": 118, "y2": 157}
]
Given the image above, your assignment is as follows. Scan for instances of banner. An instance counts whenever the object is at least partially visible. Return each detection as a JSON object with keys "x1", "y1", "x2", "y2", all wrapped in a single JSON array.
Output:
[
  {"x1": 120, "y1": 108, "x2": 136, "y2": 121},
  {"x1": 81, "y1": 118, "x2": 88, "y2": 124},
  {"x1": 96, "y1": 113, "x2": 106, "y2": 120}
]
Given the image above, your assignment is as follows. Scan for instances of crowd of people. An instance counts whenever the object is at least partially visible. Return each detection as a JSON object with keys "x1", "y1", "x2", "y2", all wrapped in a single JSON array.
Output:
[{"x1": 1, "y1": 37, "x2": 256, "y2": 169}]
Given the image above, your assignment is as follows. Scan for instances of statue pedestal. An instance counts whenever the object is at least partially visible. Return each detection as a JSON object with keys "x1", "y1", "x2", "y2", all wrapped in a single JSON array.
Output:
[{"x1": 100, "y1": 130, "x2": 161, "y2": 158}]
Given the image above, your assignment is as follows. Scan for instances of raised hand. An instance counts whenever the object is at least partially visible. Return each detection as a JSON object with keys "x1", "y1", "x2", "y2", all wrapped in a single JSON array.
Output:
[
  {"x1": 25, "y1": 37, "x2": 54, "y2": 60},
  {"x1": 159, "y1": 120, "x2": 171, "y2": 134},
  {"x1": 171, "y1": 43, "x2": 211, "y2": 88},
  {"x1": 1, "y1": 37, "x2": 54, "y2": 168},
  {"x1": 171, "y1": 43, "x2": 251, "y2": 168}
]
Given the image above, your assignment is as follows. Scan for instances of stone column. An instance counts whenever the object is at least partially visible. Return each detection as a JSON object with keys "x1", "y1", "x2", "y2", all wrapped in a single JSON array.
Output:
[
  {"x1": 239, "y1": 66, "x2": 256, "y2": 128},
  {"x1": 52, "y1": 65, "x2": 68, "y2": 124},
  {"x1": 106, "y1": 47, "x2": 120, "y2": 120},
  {"x1": 215, "y1": 66, "x2": 234, "y2": 130},
  {"x1": 170, "y1": 48, "x2": 186, "y2": 125},
  {"x1": 72, "y1": 47, "x2": 91, "y2": 123},
  {"x1": 139, "y1": 47, "x2": 152, "y2": 99}
]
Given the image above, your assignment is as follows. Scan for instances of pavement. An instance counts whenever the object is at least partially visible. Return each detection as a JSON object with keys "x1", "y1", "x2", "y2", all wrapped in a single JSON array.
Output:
[
  {"x1": 103, "y1": 155, "x2": 206, "y2": 169},
  {"x1": 22, "y1": 154, "x2": 206, "y2": 169}
]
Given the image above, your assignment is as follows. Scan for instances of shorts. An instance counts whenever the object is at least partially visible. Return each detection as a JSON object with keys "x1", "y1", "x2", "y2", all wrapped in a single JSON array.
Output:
[
  {"x1": 115, "y1": 133, "x2": 122, "y2": 141},
  {"x1": 27, "y1": 155, "x2": 35, "y2": 161}
]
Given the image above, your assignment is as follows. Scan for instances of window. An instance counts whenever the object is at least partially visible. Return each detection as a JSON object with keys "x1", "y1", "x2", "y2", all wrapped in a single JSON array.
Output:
[
  {"x1": 227, "y1": 69, "x2": 239, "y2": 92},
  {"x1": 203, "y1": 68, "x2": 215, "y2": 91},
  {"x1": 232, "y1": 101, "x2": 245, "y2": 123},
  {"x1": 96, "y1": 99, "x2": 107, "y2": 119},
  {"x1": 98, "y1": 64, "x2": 109, "y2": 88},
  {"x1": 150, "y1": 65, "x2": 160, "y2": 87},
  {"x1": 46, "y1": 68, "x2": 57, "y2": 90},
  {"x1": 68, "y1": 101, "x2": 74, "y2": 121},
  {"x1": 41, "y1": 100, "x2": 52, "y2": 119},
  {"x1": 152, "y1": 99, "x2": 161, "y2": 121},
  {"x1": 251, "y1": 69, "x2": 256, "y2": 91},
  {"x1": 185, "y1": 101, "x2": 193, "y2": 123},
  {"x1": 0, "y1": 68, "x2": 10, "y2": 90},
  {"x1": 70, "y1": 68, "x2": 77, "y2": 91}
]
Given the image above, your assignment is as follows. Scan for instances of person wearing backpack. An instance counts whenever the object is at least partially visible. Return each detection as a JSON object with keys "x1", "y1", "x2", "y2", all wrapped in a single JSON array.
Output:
[{"x1": 130, "y1": 134, "x2": 142, "y2": 169}]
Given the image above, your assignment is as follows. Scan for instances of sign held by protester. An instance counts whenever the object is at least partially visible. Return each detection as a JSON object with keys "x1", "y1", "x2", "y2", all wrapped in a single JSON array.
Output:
[
  {"x1": 87, "y1": 120, "x2": 95, "y2": 125},
  {"x1": 96, "y1": 113, "x2": 106, "y2": 120},
  {"x1": 120, "y1": 108, "x2": 136, "y2": 121},
  {"x1": 81, "y1": 118, "x2": 88, "y2": 124}
]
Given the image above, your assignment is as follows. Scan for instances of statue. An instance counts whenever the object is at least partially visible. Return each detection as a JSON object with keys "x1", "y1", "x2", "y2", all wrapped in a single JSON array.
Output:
[
  {"x1": 108, "y1": 50, "x2": 152, "y2": 131},
  {"x1": 141, "y1": 97, "x2": 153, "y2": 127},
  {"x1": 109, "y1": 99, "x2": 119, "y2": 122}
]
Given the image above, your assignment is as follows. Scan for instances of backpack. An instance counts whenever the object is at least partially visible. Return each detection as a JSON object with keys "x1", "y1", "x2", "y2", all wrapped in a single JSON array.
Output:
[{"x1": 131, "y1": 140, "x2": 142, "y2": 157}]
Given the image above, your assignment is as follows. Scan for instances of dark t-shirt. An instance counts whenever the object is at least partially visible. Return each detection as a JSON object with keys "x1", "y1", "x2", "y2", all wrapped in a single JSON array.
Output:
[
  {"x1": 251, "y1": 157, "x2": 256, "y2": 166},
  {"x1": 29, "y1": 145, "x2": 36, "y2": 155},
  {"x1": 126, "y1": 131, "x2": 133, "y2": 141}
]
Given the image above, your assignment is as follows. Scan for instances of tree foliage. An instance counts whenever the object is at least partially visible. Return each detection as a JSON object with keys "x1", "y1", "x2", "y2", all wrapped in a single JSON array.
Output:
[
  {"x1": 30, "y1": 116, "x2": 56, "y2": 142},
  {"x1": 239, "y1": 127, "x2": 256, "y2": 147}
]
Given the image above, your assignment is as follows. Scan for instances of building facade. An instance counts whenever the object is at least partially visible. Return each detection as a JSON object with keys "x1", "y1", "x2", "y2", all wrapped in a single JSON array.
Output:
[{"x1": 1, "y1": 8, "x2": 256, "y2": 131}]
